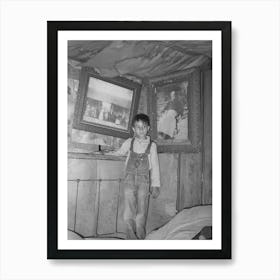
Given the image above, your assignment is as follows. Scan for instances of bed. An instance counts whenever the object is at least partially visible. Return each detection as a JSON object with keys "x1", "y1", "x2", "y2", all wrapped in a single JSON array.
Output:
[
  {"x1": 68, "y1": 205, "x2": 212, "y2": 240},
  {"x1": 145, "y1": 205, "x2": 212, "y2": 240}
]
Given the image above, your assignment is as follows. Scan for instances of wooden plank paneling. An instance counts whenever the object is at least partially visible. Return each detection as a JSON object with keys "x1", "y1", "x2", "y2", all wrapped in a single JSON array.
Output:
[
  {"x1": 68, "y1": 158, "x2": 98, "y2": 237},
  {"x1": 68, "y1": 181, "x2": 77, "y2": 231},
  {"x1": 138, "y1": 84, "x2": 148, "y2": 114},
  {"x1": 180, "y1": 153, "x2": 202, "y2": 208},
  {"x1": 146, "y1": 154, "x2": 178, "y2": 234},
  {"x1": 97, "y1": 180, "x2": 120, "y2": 235},
  {"x1": 202, "y1": 70, "x2": 212, "y2": 204},
  {"x1": 97, "y1": 160, "x2": 124, "y2": 179},
  {"x1": 117, "y1": 182, "x2": 126, "y2": 233},
  {"x1": 68, "y1": 157, "x2": 125, "y2": 237},
  {"x1": 75, "y1": 181, "x2": 98, "y2": 237},
  {"x1": 68, "y1": 158, "x2": 97, "y2": 180},
  {"x1": 189, "y1": 68, "x2": 202, "y2": 147}
]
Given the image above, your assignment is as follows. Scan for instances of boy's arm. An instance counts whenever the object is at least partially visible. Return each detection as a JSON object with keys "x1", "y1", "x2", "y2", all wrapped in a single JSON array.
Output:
[
  {"x1": 150, "y1": 143, "x2": 161, "y2": 198},
  {"x1": 104, "y1": 138, "x2": 131, "y2": 156}
]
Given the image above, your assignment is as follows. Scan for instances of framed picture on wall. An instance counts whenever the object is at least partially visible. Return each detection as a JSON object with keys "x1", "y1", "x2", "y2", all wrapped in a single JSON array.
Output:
[
  {"x1": 73, "y1": 66, "x2": 142, "y2": 139},
  {"x1": 48, "y1": 21, "x2": 231, "y2": 259},
  {"x1": 148, "y1": 68, "x2": 202, "y2": 153}
]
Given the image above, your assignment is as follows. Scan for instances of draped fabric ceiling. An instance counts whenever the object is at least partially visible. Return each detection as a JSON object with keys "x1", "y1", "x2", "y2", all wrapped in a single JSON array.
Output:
[{"x1": 68, "y1": 40, "x2": 212, "y2": 81}]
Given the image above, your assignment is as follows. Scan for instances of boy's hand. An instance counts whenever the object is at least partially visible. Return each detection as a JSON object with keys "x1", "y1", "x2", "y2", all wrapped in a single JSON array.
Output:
[{"x1": 151, "y1": 187, "x2": 160, "y2": 199}]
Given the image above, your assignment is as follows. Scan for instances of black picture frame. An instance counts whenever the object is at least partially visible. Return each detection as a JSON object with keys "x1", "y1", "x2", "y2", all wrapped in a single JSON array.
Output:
[
  {"x1": 48, "y1": 21, "x2": 231, "y2": 259},
  {"x1": 73, "y1": 66, "x2": 141, "y2": 139},
  {"x1": 147, "y1": 67, "x2": 202, "y2": 153}
]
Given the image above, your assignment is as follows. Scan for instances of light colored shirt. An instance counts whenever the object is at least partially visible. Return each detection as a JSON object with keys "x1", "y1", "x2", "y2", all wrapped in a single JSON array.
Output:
[{"x1": 110, "y1": 136, "x2": 161, "y2": 187}]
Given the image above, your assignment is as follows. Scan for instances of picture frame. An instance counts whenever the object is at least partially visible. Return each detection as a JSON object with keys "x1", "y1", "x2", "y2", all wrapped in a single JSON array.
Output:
[
  {"x1": 73, "y1": 66, "x2": 142, "y2": 139},
  {"x1": 147, "y1": 67, "x2": 202, "y2": 153},
  {"x1": 48, "y1": 21, "x2": 231, "y2": 259}
]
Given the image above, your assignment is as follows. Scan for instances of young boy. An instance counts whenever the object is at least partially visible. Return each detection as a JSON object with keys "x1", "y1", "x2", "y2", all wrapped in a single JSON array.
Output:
[{"x1": 107, "y1": 113, "x2": 160, "y2": 240}]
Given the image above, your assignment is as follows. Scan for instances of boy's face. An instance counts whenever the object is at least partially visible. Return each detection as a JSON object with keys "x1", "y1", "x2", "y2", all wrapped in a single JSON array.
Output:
[{"x1": 133, "y1": 120, "x2": 149, "y2": 139}]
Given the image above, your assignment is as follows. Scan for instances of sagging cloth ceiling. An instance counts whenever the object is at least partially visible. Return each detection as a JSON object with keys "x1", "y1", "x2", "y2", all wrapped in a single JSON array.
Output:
[{"x1": 68, "y1": 40, "x2": 212, "y2": 81}]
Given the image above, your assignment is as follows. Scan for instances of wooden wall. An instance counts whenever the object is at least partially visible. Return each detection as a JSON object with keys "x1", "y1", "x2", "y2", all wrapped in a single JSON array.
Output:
[
  {"x1": 202, "y1": 69, "x2": 212, "y2": 204},
  {"x1": 177, "y1": 69, "x2": 212, "y2": 209},
  {"x1": 146, "y1": 153, "x2": 178, "y2": 233}
]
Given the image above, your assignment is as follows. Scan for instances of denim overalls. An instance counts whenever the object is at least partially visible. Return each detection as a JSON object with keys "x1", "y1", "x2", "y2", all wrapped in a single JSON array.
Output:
[{"x1": 123, "y1": 137, "x2": 152, "y2": 239}]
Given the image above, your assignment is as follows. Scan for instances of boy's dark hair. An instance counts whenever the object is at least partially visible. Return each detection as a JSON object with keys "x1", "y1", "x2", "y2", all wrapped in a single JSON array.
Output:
[{"x1": 132, "y1": 113, "x2": 150, "y2": 127}]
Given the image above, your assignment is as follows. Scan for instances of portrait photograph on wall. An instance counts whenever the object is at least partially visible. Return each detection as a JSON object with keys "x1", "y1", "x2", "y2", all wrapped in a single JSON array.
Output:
[
  {"x1": 48, "y1": 21, "x2": 231, "y2": 259},
  {"x1": 156, "y1": 81, "x2": 190, "y2": 141},
  {"x1": 148, "y1": 68, "x2": 202, "y2": 152},
  {"x1": 82, "y1": 77, "x2": 133, "y2": 130},
  {"x1": 73, "y1": 67, "x2": 141, "y2": 139}
]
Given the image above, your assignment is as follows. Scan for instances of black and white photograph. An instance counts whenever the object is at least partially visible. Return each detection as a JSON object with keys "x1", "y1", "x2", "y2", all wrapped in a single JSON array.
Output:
[
  {"x1": 68, "y1": 40, "x2": 212, "y2": 242},
  {"x1": 48, "y1": 21, "x2": 231, "y2": 259},
  {"x1": 72, "y1": 66, "x2": 142, "y2": 139}
]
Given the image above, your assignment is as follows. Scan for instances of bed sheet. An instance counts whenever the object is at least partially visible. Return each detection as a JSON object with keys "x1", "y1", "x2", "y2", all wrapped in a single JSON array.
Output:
[{"x1": 145, "y1": 205, "x2": 212, "y2": 240}]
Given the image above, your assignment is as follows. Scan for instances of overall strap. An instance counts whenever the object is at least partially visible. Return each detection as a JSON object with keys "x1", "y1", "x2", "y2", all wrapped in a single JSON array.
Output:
[
  {"x1": 144, "y1": 139, "x2": 153, "y2": 155},
  {"x1": 130, "y1": 137, "x2": 135, "y2": 152}
]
